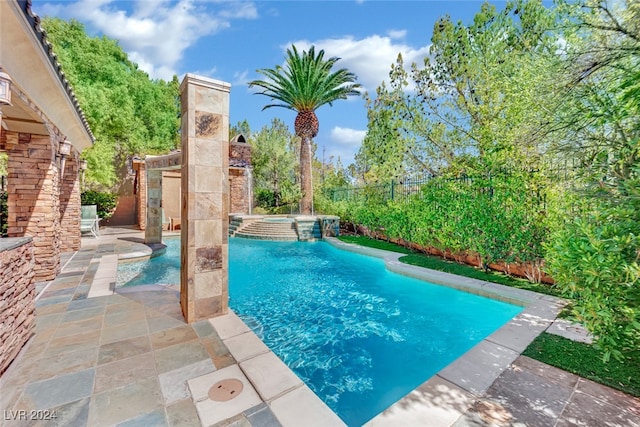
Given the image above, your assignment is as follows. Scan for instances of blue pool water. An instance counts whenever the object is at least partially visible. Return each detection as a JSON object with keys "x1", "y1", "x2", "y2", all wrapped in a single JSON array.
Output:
[
  {"x1": 117, "y1": 238, "x2": 522, "y2": 426},
  {"x1": 117, "y1": 239, "x2": 182, "y2": 287}
]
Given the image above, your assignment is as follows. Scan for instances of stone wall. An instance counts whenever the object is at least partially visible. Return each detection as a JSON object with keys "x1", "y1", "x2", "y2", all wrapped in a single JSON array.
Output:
[
  {"x1": 0, "y1": 238, "x2": 35, "y2": 376},
  {"x1": 230, "y1": 142, "x2": 251, "y2": 162},
  {"x1": 135, "y1": 161, "x2": 147, "y2": 230},
  {"x1": 6, "y1": 132, "x2": 61, "y2": 281},
  {"x1": 229, "y1": 168, "x2": 249, "y2": 214},
  {"x1": 59, "y1": 155, "x2": 81, "y2": 252}
]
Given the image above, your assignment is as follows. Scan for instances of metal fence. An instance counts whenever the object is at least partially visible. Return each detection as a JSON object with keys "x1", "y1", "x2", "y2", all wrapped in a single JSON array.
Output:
[{"x1": 328, "y1": 164, "x2": 578, "y2": 208}]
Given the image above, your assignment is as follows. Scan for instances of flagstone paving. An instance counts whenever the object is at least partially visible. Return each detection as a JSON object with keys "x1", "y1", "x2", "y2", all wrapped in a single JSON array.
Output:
[{"x1": 1, "y1": 227, "x2": 638, "y2": 427}]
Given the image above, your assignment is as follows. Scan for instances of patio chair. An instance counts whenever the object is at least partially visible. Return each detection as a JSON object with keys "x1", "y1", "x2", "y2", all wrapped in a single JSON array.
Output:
[
  {"x1": 169, "y1": 216, "x2": 181, "y2": 231},
  {"x1": 80, "y1": 205, "x2": 100, "y2": 238},
  {"x1": 162, "y1": 208, "x2": 170, "y2": 231}
]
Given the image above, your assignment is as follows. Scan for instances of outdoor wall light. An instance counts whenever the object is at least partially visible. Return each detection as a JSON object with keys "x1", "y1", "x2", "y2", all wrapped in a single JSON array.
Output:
[
  {"x1": 0, "y1": 68, "x2": 12, "y2": 106},
  {"x1": 58, "y1": 139, "x2": 72, "y2": 177},
  {"x1": 79, "y1": 159, "x2": 87, "y2": 190}
]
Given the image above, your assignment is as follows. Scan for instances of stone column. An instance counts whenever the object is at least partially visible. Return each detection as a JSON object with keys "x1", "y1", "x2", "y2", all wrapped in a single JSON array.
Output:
[
  {"x1": 59, "y1": 154, "x2": 81, "y2": 252},
  {"x1": 145, "y1": 169, "x2": 163, "y2": 244},
  {"x1": 180, "y1": 74, "x2": 230, "y2": 322},
  {"x1": 135, "y1": 161, "x2": 147, "y2": 230},
  {"x1": 6, "y1": 132, "x2": 61, "y2": 281}
]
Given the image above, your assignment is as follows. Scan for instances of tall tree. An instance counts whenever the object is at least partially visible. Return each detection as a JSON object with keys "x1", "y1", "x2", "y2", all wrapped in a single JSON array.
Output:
[
  {"x1": 42, "y1": 18, "x2": 180, "y2": 190},
  {"x1": 544, "y1": 0, "x2": 640, "y2": 360},
  {"x1": 249, "y1": 45, "x2": 361, "y2": 213},
  {"x1": 250, "y1": 119, "x2": 299, "y2": 208}
]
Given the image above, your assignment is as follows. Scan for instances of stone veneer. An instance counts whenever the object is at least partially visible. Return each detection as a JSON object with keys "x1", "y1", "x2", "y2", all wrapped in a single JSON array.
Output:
[
  {"x1": 145, "y1": 169, "x2": 163, "y2": 244},
  {"x1": 229, "y1": 138, "x2": 252, "y2": 214},
  {"x1": 229, "y1": 168, "x2": 249, "y2": 214},
  {"x1": 180, "y1": 74, "x2": 230, "y2": 322},
  {"x1": 5, "y1": 132, "x2": 62, "y2": 281},
  {"x1": 0, "y1": 238, "x2": 35, "y2": 376},
  {"x1": 59, "y1": 156, "x2": 81, "y2": 252},
  {"x1": 134, "y1": 159, "x2": 147, "y2": 230}
]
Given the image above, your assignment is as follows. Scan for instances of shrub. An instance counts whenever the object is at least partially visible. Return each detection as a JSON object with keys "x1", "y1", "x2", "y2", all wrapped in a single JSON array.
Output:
[
  {"x1": 544, "y1": 199, "x2": 640, "y2": 361},
  {"x1": 81, "y1": 191, "x2": 118, "y2": 219}
]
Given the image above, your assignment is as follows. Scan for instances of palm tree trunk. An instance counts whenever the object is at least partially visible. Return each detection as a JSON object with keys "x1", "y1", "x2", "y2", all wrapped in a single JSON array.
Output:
[{"x1": 299, "y1": 135, "x2": 313, "y2": 214}]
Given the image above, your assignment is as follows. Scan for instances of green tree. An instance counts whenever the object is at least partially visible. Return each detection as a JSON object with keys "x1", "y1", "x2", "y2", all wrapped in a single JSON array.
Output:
[
  {"x1": 230, "y1": 119, "x2": 251, "y2": 140},
  {"x1": 249, "y1": 45, "x2": 361, "y2": 213},
  {"x1": 250, "y1": 119, "x2": 299, "y2": 209},
  {"x1": 42, "y1": 18, "x2": 180, "y2": 190},
  {"x1": 544, "y1": 0, "x2": 640, "y2": 360}
]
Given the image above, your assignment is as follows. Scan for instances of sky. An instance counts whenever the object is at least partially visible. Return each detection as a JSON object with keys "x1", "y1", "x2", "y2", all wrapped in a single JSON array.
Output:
[{"x1": 31, "y1": 0, "x2": 504, "y2": 167}]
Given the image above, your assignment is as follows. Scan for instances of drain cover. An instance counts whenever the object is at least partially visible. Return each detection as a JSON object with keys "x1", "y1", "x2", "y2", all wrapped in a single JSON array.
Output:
[{"x1": 208, "y1": 379, "x2": 244, "y2": 401}]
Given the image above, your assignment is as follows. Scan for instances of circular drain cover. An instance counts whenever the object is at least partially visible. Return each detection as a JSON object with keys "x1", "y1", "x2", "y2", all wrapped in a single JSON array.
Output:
[{"x1": 208, "y1": 379, "x2": 244, "y2": 402}]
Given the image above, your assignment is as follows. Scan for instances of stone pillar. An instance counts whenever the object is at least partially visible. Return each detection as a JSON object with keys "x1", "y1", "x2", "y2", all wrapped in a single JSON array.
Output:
[
  {"x1": 135, "y1": 161, "x2": 147, "y2": 230},
  {"x1": 6, "y1": 132, "x2": 61, "y2": 281},
  {"x1": 145, "y1": 169, "x2": 163, "y2": 244},
  {"x1": 59, "y1": 154, "x2": 81, "y2": 252},
  {"x1": 180, "y1": 74, "x2": 230, "y2": 322}
]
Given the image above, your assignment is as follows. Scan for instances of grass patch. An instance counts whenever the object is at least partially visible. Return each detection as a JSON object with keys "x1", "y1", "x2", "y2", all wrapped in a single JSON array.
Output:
[
  {"x1": 337, "y1": 235, "x2": 413, "y2": 254},
  {"x1": 337, "y1": 235, "x2": 560, "y2": 297},
  {"x1": 523, "y1": 333, "x2": 640, "y2": 397}
]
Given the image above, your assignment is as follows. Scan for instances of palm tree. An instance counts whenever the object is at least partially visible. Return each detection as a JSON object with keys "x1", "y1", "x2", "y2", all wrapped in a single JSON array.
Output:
[{"x1": 249, "y1": 45, "x2": 361, "y2": 214}]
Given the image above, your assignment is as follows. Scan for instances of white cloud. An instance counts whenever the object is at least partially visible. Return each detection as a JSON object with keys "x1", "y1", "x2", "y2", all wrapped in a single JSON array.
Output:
[
  {"x1": 233, "y1": 70, "x2": 250, "y2": 88},
  {"x1": 42, "y1": 0, "x2": 257, "y2": 80},
  {"x1": 288, "y1": 35, "x2": 430, "y2": 92},
  {"x1": 331, "y1": 126, "x2": 366, "y2": 147},
  {"x1": 387, "y1": 29, "x2": 407, "y2": 40}
]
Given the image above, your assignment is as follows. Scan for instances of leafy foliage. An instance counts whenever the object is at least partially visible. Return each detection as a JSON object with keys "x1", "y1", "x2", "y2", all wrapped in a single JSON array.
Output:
[
  {"x1": 247, "y1": 119, "x2": 301, "y2": 211},
  {"x1": 81, "y1": 191, "x2": 118, "y2": 220},
  {"x1": 329, "y1": 173, "x2": 549, "y2": 268},
  {"x1": 353, "y1": 0, "x2": 563, "y2": 183},
  {"x1": 42, "y1": 18, "x2": 180, "y2": 190},
  {"x1": 542, "y1": 0, "x2": 640, "y2": 360}
]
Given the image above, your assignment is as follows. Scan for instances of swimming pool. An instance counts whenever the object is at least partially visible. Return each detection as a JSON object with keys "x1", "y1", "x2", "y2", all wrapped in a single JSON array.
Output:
[{"x1": 117, "y1": 238, "x2": 522, "y2": 426}]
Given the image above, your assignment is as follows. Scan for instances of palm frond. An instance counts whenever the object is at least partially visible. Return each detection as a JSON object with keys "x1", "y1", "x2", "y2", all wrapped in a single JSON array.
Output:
[{"x1": 248, "y1": 44, "x2": 362, "y2": 114}]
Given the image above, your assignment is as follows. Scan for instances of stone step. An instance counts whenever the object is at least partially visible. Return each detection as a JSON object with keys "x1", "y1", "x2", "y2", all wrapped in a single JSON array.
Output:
[
  {"x1": 234, "y1": 219, "x2": 300, "y2": 241},
  {"x1": 234, "y1": 233, "x2": 299, "y2": 241}
]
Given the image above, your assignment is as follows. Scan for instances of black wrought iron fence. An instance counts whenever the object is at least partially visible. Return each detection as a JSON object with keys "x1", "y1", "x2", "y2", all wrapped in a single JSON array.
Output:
[{"x1": 329, "y1": 163, "x2": 578, "y2": 208}]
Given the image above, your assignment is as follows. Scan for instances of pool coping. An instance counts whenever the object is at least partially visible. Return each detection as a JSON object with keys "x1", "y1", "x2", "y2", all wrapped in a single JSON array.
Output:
[
  {"x1": 325, "y1": 237, "x2": 567, "y2": 426},
  {"x1": 103, "y1": 233, "x2": 567, "y2": 426}
]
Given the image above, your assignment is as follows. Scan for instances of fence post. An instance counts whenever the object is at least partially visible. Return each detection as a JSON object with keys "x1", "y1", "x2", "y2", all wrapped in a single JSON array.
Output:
[{"x1": 391, "y1": 179, "x2": 395, "y2": 201}]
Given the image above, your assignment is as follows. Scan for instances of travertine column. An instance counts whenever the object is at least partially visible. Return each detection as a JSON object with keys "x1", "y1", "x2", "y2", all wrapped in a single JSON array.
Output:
[
  {"x1": 145, "y1": 169, "x2": 163, "y2": 244},
  {"x1": 180, "y1": 74, "x2": 230, "y2": 322}
]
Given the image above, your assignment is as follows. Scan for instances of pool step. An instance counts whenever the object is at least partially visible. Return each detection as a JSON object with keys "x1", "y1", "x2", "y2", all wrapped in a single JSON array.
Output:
[{"x1": 234, "y1": 220, "x2": 299, "y2": 241}]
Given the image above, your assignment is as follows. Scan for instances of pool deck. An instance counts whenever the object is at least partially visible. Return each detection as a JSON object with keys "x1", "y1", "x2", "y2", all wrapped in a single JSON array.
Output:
[{"x1": 1, "y1": 227, "x2": 638, "y2": 426}]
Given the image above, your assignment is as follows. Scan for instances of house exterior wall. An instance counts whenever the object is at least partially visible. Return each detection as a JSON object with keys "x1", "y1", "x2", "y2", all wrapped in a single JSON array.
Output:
[
  {"x1": 0, "y1": 238, "x2": 35, "y2": 376},
  {"x1": 5, "y1": 132, "x2": 62, "y2": 281},
  {"x1": 162, "y1": 170, "x2": 181, "y2": 221}
]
